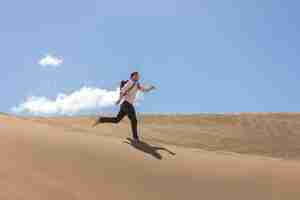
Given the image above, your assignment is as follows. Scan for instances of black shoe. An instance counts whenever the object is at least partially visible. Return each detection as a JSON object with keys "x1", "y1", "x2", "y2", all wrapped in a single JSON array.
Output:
[
  {"x1": 92, "y1": 117, "x2": 102, "y2": 127},
  {"x1": 133, "y1": 137, "x2": 140, "y2": 142}
]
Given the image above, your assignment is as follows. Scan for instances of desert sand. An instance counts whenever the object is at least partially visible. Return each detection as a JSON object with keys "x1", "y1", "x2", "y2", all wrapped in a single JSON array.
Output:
[{"x1": 0, "y1": 113, "x2": 300, "y2": 199}]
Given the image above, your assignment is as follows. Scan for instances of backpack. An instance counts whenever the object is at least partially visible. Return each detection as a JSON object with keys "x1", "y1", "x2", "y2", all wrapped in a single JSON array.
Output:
[
  {"x1": 120, "y1": 80, "x2": 138, "y2": 94},
  {"x1": 116, "y1": 80, "x2": 137, "y2": 105},
  {"x1": 120, "y1": 80, "x2": 129, "y2": 89}
]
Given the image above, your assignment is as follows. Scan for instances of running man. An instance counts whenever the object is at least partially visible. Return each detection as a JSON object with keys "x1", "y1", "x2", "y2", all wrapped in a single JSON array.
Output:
[{"x1": 93, "y1": 72, "x2": 155, "y2": 141}]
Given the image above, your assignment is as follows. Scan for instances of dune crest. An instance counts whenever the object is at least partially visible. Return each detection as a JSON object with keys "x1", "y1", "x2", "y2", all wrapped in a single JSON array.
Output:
[{"x1": 0, "y1": 113, "x2": 300, "y2": 199}]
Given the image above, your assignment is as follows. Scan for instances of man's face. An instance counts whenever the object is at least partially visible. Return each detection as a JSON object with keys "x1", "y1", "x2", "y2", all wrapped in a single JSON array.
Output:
[{"x1": 132, "y1": 73, "x2": 140, "y2": 81}]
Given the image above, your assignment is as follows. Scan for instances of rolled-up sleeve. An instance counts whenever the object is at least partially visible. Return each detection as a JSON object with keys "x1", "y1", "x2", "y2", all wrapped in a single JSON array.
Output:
[{"x1": 138, "y1": 83, "x2": 146, "y2": 92}]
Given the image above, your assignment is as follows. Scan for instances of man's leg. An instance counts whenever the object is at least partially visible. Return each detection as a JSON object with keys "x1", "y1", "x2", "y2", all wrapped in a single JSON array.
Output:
[
  {"x1": 100, "y1": 109, "x2": 126, "y2": 123},
  {"x1": 127, "y1": 103, "x2": 139, "y2": 140},
  {"x1": 94, "y1": 103, "x2": 127, "y2": 126}
]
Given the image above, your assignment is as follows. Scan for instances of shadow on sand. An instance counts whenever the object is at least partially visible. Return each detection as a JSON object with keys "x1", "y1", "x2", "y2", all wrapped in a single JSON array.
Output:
[{"x1": 124, "y1": 138, "x2": 176, "y2": 160}]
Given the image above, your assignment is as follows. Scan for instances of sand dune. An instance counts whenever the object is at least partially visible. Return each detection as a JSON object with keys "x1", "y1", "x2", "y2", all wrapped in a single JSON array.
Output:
[{"x1": 0, "y1": 113, "x2": 300, "y2": 199}]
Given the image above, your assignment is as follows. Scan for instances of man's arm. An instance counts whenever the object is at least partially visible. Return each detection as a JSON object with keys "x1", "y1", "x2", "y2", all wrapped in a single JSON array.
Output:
[{"x1": 138, "y1": 84, "x2": 156, "y2": 92}]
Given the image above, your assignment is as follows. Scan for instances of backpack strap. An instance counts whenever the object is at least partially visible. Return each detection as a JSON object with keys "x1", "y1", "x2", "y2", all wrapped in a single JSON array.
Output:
[
  {"x1": 116, "y1": 81, "x2": 137, "y2": 105},
  {"x1": 122, "y1": 81, "x2": 137, "y2": 96}
]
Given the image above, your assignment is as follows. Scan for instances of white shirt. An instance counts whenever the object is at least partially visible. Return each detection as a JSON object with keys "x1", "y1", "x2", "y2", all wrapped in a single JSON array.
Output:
[{"x1": 121, "y1": 79, "x2": 140, "y2": 105}]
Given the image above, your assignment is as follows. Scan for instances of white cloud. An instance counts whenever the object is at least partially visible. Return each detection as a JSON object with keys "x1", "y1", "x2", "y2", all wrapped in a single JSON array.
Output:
[
  {"x1": 39, "y1": 54, "x2": 63, "y2": 67},
  {"x1": 12, "y1": 87, "x2": 142, "y2": 116},
  {"x1": 12, "y1": 87, "x2": 118, "y2": 115}
]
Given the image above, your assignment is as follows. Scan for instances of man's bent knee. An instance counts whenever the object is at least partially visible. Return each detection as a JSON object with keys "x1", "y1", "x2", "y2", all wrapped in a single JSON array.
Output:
[{"x1": 114, "y1": 117, "x2": 123, "y2": 123}]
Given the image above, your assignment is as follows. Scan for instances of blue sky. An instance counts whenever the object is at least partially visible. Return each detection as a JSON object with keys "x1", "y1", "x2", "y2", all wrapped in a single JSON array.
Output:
[{"x1": 1, "y1": 0, "x2": 300, "y2": 115}]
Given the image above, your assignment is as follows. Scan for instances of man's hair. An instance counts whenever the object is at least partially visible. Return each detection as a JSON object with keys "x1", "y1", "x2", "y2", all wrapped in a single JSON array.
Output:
[{"x1": 130, "y1": 71, "x2": 139, "y2": 78}]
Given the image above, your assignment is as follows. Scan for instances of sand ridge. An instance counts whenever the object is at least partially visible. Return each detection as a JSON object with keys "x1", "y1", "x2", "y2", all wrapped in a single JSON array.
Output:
[{"x1": 0, "y1": 113, "x2": 300, "y2": 199}]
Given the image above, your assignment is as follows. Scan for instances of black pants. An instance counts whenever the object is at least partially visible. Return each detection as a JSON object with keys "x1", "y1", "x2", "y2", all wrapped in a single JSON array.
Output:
[{"x1": 100, "y1": 101, "x2": 138, "y2": 139}]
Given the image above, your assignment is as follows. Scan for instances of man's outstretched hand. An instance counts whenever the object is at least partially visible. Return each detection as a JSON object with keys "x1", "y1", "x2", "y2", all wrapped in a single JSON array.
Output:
[
  {"x1": 150, "y1": 85, "x2": 156, "y2": 90},
  {"x1": 147, "y1": 85, "x2": 156, "y2": 92}
]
